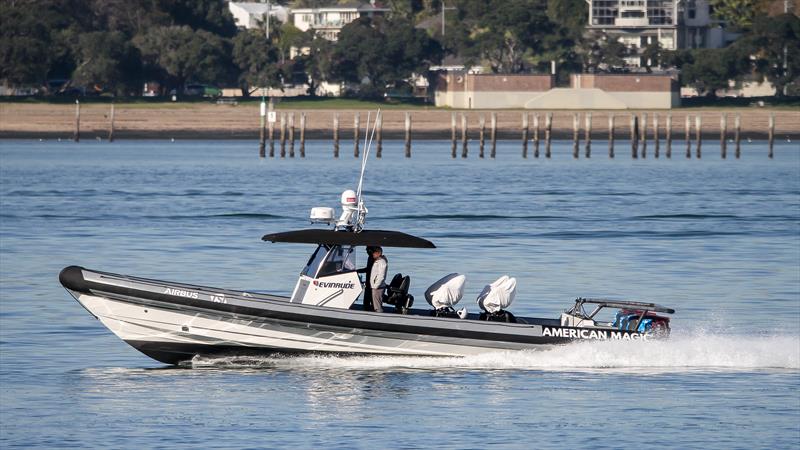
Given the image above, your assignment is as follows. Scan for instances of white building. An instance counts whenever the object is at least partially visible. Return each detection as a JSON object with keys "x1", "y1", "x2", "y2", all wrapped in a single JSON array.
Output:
[
  {"x1": 291, "y1": 1, "x2": 390, "y2": 41},
  {"x1": 586, "y1": 0, "x2": 737, "y2": 66},
  {"x1": 228, "y1": 2, "x2": 289, "y2": 30}
]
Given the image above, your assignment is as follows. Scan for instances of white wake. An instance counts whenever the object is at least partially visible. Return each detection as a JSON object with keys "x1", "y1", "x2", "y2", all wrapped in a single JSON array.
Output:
[{"x1": 190, "y1": 333, "x2": 800, "y2": 373}]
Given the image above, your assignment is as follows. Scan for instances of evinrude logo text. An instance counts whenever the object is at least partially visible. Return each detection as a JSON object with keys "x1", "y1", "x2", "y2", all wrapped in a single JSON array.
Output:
[
  {"x1": 542, "y1": 327, "x2": 648, "y2": 341},
  {"x1": 313, "y1": 280, "x2": 355, "y2": 289},
  {"x1": 163, "y1": 288, "x2": 199, "y2": 299}
]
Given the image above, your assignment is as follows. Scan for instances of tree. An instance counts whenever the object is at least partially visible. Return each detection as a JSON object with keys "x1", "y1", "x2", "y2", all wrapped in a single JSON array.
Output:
[
  {"x1": 158, "y1": 0, "x2": 238, "y2": 37},
  {"x1": 576, "y1": 32, "x2": 632, "y2": 73},
  {"x1": 291, "y1": 33, "x2": 336, "y2": 96},
  {"x1": 88, "y1": 0, "x2": 171, "y2": 36},
  {"x1": 709, "y1": 0, "x2": 761, "y2": 30},
  {"x1": 680, "y1": 46, "x2": 750, "y2": 96},
  {"x1": 745, "y1": 13, "x2": 800, "y2": 97},
  {"x1": 0, "y1": 0, "x2": 88, "y2": 89},
  {"x1": 444, "y1": 0, "x2": 560, "y2": 73},
  {"x1": 70, "y1": 31, "x2": 142, "y2": 95},
  {"x1": 329, "y1": 17, "x2": 442, "y2": 97},
  {"x1": 546, "y1": 0, "x2": 587, "y2": 41},
  {"x1": 232, "y1": 29, "x2": 285, "y2": 96},
  {"x1": 641, "y1": 41, "x2": 662, "y2": 72},
  {"x1": 0, "y1": 3, "x2": 53, "y2": 86},
  {"x1": 134, "y1": 26, "x2": 234, "y2": 92},
  {"x1": 273, "y1": 23, "x2": 306, "y2": 65}
]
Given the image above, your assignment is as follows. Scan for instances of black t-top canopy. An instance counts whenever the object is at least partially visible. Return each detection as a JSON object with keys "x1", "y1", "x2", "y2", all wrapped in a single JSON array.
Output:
[{"x1": 262, "y1": 229, "x2": 436, "y2": 248}]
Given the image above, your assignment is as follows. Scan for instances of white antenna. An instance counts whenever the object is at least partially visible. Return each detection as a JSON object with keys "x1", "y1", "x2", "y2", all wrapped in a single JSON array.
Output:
[{"x1": 354, "y1": 109, "x2": 380, "y2": 230}]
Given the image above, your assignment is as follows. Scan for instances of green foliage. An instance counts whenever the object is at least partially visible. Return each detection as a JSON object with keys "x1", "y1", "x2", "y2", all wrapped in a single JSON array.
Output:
[
  {"x1": 444, "y1": 0, "x2": 562, "y2": 73},
  {"x1": 0, "y1": 0, "x2": 88, "y2": 87},
  {"x1": 0, "y1": 3, "x2": 53, "y2": 85},
  {"x1": 679, "y1": 46, "x2": 750, "y2": 96},
  {"x1": 291, "y1": 35, "x2": 336, "y2": 96},
  {"x1": 88, "y1": 0, "x2": 171, "y2": 36},
  {"x1": 232, "y1": 30, "x2": 284, "y2": 94},
  {"x1": 709, "y1": 0, "x2": 760, "y2": 30},
  {"x1": 328, "y1": 17, "x2": 442, "y2": 97},
  {"x1": 134, "y1": 26, "x2": 234, "y2": 91},
  {"x1": 546, "y1": 0, "x2": 587, "y2": 40},
  {"x1": 71, "y1": 31, "x2": 142, "y2": 95},
  {"x1": 385, "y1": 0, "x2": 427, "y2": 19},
  {"x1": 744, "y1": 13, "x2": 800, "y2": 96},
  {"x1": 157, "y1": 0, "x2": 238, "y2": 37},
  {"x1": 575, "y1": 32, "x2": 632, "y2": 73}
]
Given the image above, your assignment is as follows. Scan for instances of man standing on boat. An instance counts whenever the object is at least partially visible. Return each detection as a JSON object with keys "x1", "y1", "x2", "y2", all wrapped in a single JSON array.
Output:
[
  {"x1": 358, "y1": 246, "x2": 376, "y2": 311},
  {"x1": 369, "y1": 247, "x2": 388, "y2": 312}
]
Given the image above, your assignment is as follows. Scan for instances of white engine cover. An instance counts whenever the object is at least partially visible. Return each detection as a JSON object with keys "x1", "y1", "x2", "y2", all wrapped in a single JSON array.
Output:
[
  {"x1": 477, "y1": 275, "x2": 517, "y2": 314},
  {"x1": 425, "y1": 273, "x2": 466, "y2": 309}
]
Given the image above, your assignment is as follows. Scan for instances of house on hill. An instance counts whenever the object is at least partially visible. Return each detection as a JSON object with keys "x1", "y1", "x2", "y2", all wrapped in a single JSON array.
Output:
[{"x1": 292, "y1": 1, "x2": 390, "y2": 41}]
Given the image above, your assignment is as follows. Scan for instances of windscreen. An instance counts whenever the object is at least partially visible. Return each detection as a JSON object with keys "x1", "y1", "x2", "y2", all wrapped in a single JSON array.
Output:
[
  {"x1": 317, "y1": 245, "x2": 356, "y2": 277},
  {"x1": 301, "y1": 245, "x2": 329, "y2": 277}
]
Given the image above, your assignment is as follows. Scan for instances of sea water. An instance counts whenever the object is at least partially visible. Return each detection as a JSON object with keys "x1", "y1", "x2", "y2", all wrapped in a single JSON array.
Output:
[{"x1": 1, "y1": 140, "x2": 798, "y2": 449}]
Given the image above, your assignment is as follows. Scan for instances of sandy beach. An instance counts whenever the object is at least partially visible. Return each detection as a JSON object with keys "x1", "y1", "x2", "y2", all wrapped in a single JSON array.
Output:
[{"x1": 1, "y1": 102, "x2": 798, "y2": 140}]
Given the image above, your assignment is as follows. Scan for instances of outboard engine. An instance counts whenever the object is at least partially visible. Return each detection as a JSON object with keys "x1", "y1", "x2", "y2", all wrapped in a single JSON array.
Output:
[
  {"x1": 425, "y1": 273, "x2": 466, "y2": 318},
  {"x1": 477, "y1": 276, "x2": 518, "y2": 323},
  {"x1": 382, "y1": 273, "x2": 414, "y2": 314}
]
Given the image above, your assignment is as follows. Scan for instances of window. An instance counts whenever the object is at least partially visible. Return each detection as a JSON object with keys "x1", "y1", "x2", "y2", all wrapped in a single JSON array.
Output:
[
  {"x1": 302, "y1": 245, "x2": 329, "y2": 277},
  {"x1": 318, "y1": 245, "x2": 356, "y2": 277}
]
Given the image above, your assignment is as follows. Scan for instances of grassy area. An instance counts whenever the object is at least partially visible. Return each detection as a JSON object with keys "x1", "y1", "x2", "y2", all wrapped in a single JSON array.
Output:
[
  {"x1": 0, "y1": 95, "x2": 437, "y2": 110},
  {"x1": 2, "y1": 94, "x2": 798, "y2": 110},
  {"x1": 678, "y1": 96, "x2": 800, "y2": 110}
]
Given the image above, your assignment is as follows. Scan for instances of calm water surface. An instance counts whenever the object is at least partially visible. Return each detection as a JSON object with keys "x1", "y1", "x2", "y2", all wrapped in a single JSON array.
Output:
[{"x1": 1, "y1": 140, "x2": 799, "y2": 449}]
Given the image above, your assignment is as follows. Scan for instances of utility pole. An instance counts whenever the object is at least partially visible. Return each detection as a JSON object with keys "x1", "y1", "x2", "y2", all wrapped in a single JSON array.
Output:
[
  {"x1": 265, "y1": 0, "x2": 270, "y2": 39},
  {"x1": 441, "y1": 1, "x2": 456, "y2": 36}
]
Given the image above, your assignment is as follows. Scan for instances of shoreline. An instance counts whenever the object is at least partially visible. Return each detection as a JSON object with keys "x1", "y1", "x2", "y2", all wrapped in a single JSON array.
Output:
[{"x1": 2, "y1": 103, "x2": 798, "y2": 140}]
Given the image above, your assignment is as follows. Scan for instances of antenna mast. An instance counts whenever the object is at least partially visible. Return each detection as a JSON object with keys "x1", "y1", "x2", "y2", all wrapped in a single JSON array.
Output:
[{"x1": 354, "y1": 109, "x2": 380, "y2": 230}]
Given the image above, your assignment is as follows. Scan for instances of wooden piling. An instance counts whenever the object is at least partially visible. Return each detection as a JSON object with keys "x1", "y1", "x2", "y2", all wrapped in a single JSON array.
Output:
[
  {"x1": 653, "y1": 113, "x2": 659, "y2": 158},
  {"x1": 404, "y1": 112, "x2": 411, "y2": 158},
  {"x1": 695, "y1": 115, "x2": 702, "y2": 159},
  {"x1": 734, "y1": 114, "x2": 741, "y2": 159},
  {"x1": 108, "y1": 103, "x2": 115, "y2": 142},
  {"x1": 461, "y1": 113, "x2": 468, "y2": 158},
  {"x1": 258, "y1": 102, "x2": 266, "y2": 157},
  {"x1": 288, "y1": 112, "x2": 295, "y2": 158},
  {"x1": 666, "y1": 114, "x2": 672, "y2": 158},
  {"x1": 353, "y1": 113, "x2": 360, "y2": 158},
  {"x1": 584, "y1": 112, "x2": 592, "y2": 158},
  {"x1": 608, "y1": 114, "x2": 615, "y2": 158},
  {"x1": 640, "y1": 112, "x2": 647, "y2": 158},
  {"x1": 333, "y1": 113, "x2": 339, "y2": 158},
  {"x1": 522, "y1": 112, "x2": 529, "y2": 158},
  {"x1": 279, "y1": 112, "x2": 286, "y2": 158},
  {"x1": 376, "y1": 112, "x2": 382, "y2": 158},
  {"x1": 720, "y1": 113, "x2": 727, "y2": 159},
  {"x1": 533, "y1": 114, "x2": 540, "y2": 158},
  {"x1": 768, "y1": 113, "x2": 774, "y2": 158},
  {"x1": 545, "y1": 112, "x2": 552, "y2": 158},
  {"x1": 299, "y1": 112, "x2": 306, "y2": 158},
  {"x1": 631, "y1": 114, "x2": 638, "y2": 159},
  {"x1": 479, "y1": 115, "x2": 486, "y2": 158},
  {"x1": 572, "y1": 113, "x2": 580, "y2": 159},
  {"x1": 268, "y1": 106, "x2": 275, "y2": 158},
  {"x1": 685, "y1": 114, "x2": 691, "y2": 158},
  {"x1": 73, "y1": 100, "x2": 80, "y2": 142},
  {"x1": 451, "y1": 112, "x2": 457, "y2": 158},
  {"x1": 490, "y1": 112, "x2": 497, "y2": 158}
]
